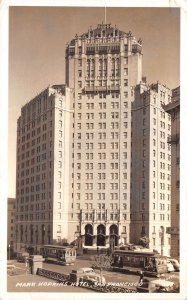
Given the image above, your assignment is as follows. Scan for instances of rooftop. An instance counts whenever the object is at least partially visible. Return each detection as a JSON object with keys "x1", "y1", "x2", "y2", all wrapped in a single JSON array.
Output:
[{"x1": 68, "y1": 23, "x2": 142, "y2": 47}]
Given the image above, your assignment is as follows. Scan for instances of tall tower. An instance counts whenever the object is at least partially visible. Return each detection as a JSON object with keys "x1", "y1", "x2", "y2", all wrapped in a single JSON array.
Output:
[
  {"x1": 65, "y1": 23, "x2": 142, "y2": 248},
  {"x1": 131, "y1": 82, "x2": 172, "y2": 256}
]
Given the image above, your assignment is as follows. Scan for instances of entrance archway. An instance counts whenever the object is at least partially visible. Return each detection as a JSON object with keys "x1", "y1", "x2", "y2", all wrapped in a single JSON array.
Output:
[
  {"x1": 85, "y1": 224, "x2": 93, "y2": 246},
  {"x1": 97, "y1": 224, "x2": 106, "y2": 246}
]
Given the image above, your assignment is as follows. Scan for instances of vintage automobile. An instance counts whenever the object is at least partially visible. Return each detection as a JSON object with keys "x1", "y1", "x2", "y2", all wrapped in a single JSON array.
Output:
[
  {"x1": 168, "y1": 259, "x2": 180, "y2": 271},
  {"x1": 16, "y1": 252, "x2": 29, "y2": 263},
  {"x1": 78, "y1": 267, "x2": 95, "y2": 274},
  {"x1": 69, "y1": 267, "x2": 106, "y2": 285},
  {"x1": 137, "y1": 278, "x2": 175, "y2": 293},
  {"x1": 166, "y1": 260, "x2": 175, "y2": 272},
  {"x1": 80, "y1": 273, "x2": 106, "y2": 285}
]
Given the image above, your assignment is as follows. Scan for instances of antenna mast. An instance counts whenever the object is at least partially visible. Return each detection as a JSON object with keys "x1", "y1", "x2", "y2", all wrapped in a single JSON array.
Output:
[{"x1": 104, "y1": 7, "x2": 107, "y2": 24}]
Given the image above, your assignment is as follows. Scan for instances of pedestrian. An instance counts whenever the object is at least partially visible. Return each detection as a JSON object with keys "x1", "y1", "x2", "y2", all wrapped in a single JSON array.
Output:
[
  {"x1": 25, "y1": 258, "x2": 29, "y2": 275},
  {"x1": 139, "y1": 271, "x2": 144, "y2": 283}
]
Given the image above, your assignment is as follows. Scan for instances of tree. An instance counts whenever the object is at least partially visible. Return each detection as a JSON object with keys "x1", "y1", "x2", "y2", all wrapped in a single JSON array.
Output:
[{"x1": 93, "y1": 254, "x2": 113, "y2": 275}]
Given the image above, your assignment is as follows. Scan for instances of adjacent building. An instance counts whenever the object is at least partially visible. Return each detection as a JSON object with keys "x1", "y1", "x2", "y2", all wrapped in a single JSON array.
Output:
[
  {"x1": 131, "y1": 82, "x2": 172, "y2": 256},
  {"x1": 15, "y1": 23, "x2": 172, "y2": 255},
  {"x1": 15, "y1": 85, "x2": 73, "y2": 253},
  {"x1": 7, "y1": 197, "x2": 16, "y2": 257},
  {"x1": 164, "y1": 86, "x2": 180, "y2": 258}
]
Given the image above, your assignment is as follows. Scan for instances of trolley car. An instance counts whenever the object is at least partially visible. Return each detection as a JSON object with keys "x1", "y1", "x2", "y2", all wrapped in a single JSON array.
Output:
[
  {"x1": 112, "y1": 249, "x2": 168, "y2": 276},
  {"x1": 41, "y1": 245, "x2": 76, "y2": 265}
]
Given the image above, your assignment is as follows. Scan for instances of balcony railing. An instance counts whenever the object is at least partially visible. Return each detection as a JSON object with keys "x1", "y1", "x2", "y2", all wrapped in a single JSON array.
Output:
[
  {"x1": 83, "y1": 85, "x2": 120, "y2": 93},
  {"x1": 86, "y1": 44, "x2": 120, "y2": 55}
]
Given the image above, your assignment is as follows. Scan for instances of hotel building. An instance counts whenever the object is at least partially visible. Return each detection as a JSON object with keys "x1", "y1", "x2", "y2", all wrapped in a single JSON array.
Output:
[
  {"x1": 131, "y1": 82, "x2": 172, "y2": 256},
  {"x1": 15, "y1": 23, "x2": 172, "y2": 255},
  {"x1": 164, "y1": 86, "x2": 180, "y2": 258},
  {"x1": 65, "y1": 23, "x2": 142, "y2": 249}
]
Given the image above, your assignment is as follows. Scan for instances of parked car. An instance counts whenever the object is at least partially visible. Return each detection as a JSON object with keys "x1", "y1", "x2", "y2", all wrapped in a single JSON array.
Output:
[
  {"x1": 17, "y1": 252, "x2": 29, "y2": 263},
  {"x1": 78, "y1": 267, "x2": 94, "y2": 274},
  {"x1": 168, "y1": 259, "x2": 180, "y2": 271},
  {"x1": 137, "y1": 278, "x2": 174, "y2": 293},
  {"x1": 80, "y1": 273, "x2": 106, "y2": 285},
  {"x1": 166, "y1": 260, "x2": 175, "y2": 272},
  {"x1": 69, "y1": 267, "x2": 106, "y2": 285}
]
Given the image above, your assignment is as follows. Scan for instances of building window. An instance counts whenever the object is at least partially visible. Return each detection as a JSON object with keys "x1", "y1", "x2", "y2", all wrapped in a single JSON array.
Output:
[
  {"x1": 123, "y1": 103, "x2": 128, "y2": 110},
  {"x1": 78, "y1": 81, "x2": 82, "y2": 88},
  {"x1": 78, "y1": 113, "x2": 82, "y2": 120},
  {"x1": 124, "y1": 79, "x2": 128, "y2": 86},
  {"x1": 124, "y1": 68, "x2": 128, "y2": 76},
  {"x1": 123, "y1": 193, "x2": 127, "y2": 200},
  {"x1": 111, "y1": 112, "x2": 119, "y2": 119},
  {"x1": 122, "y1": 214, "x2": 127, "y2": 221},
  {"x1": 124, "y1": 57, "x2": 128, "y2": 65}
]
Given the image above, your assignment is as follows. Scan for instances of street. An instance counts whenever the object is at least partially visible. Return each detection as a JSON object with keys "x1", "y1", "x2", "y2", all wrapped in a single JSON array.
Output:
[{"x1": 7, "y1": 257, "x2": 179, "y2": 293}]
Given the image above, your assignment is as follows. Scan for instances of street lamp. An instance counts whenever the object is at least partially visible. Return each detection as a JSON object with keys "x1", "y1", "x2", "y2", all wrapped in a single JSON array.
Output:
[
  {"x1": 74, "y1": 231, "x2": 81, "y2": 251},
  {"x1": 159, "y1": 229, "x2": 164, "y2": 256},
  {"x1": 110, "y1": 236, "x2": 115, "y2": 253}
]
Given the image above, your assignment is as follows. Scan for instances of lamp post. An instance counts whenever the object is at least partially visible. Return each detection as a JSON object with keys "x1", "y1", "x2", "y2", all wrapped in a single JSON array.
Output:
[
  {"x1": 110, "y1": 236, "x2": 115, "y2": 253},
  {"x1": 74, "y1": 231, "x2": 81, "y2": 252},
  {"x1": 159, "y1": 230, "x2": 164, "y2": 256},
  {"x1": 161, "y1": 236, "x2": 164, "y2": 256}
]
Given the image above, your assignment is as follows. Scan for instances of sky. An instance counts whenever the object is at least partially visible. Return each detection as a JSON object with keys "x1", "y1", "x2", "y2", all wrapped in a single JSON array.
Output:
[{"x1": 8, "y1": 6, "x2": 180, "y2": 197}]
